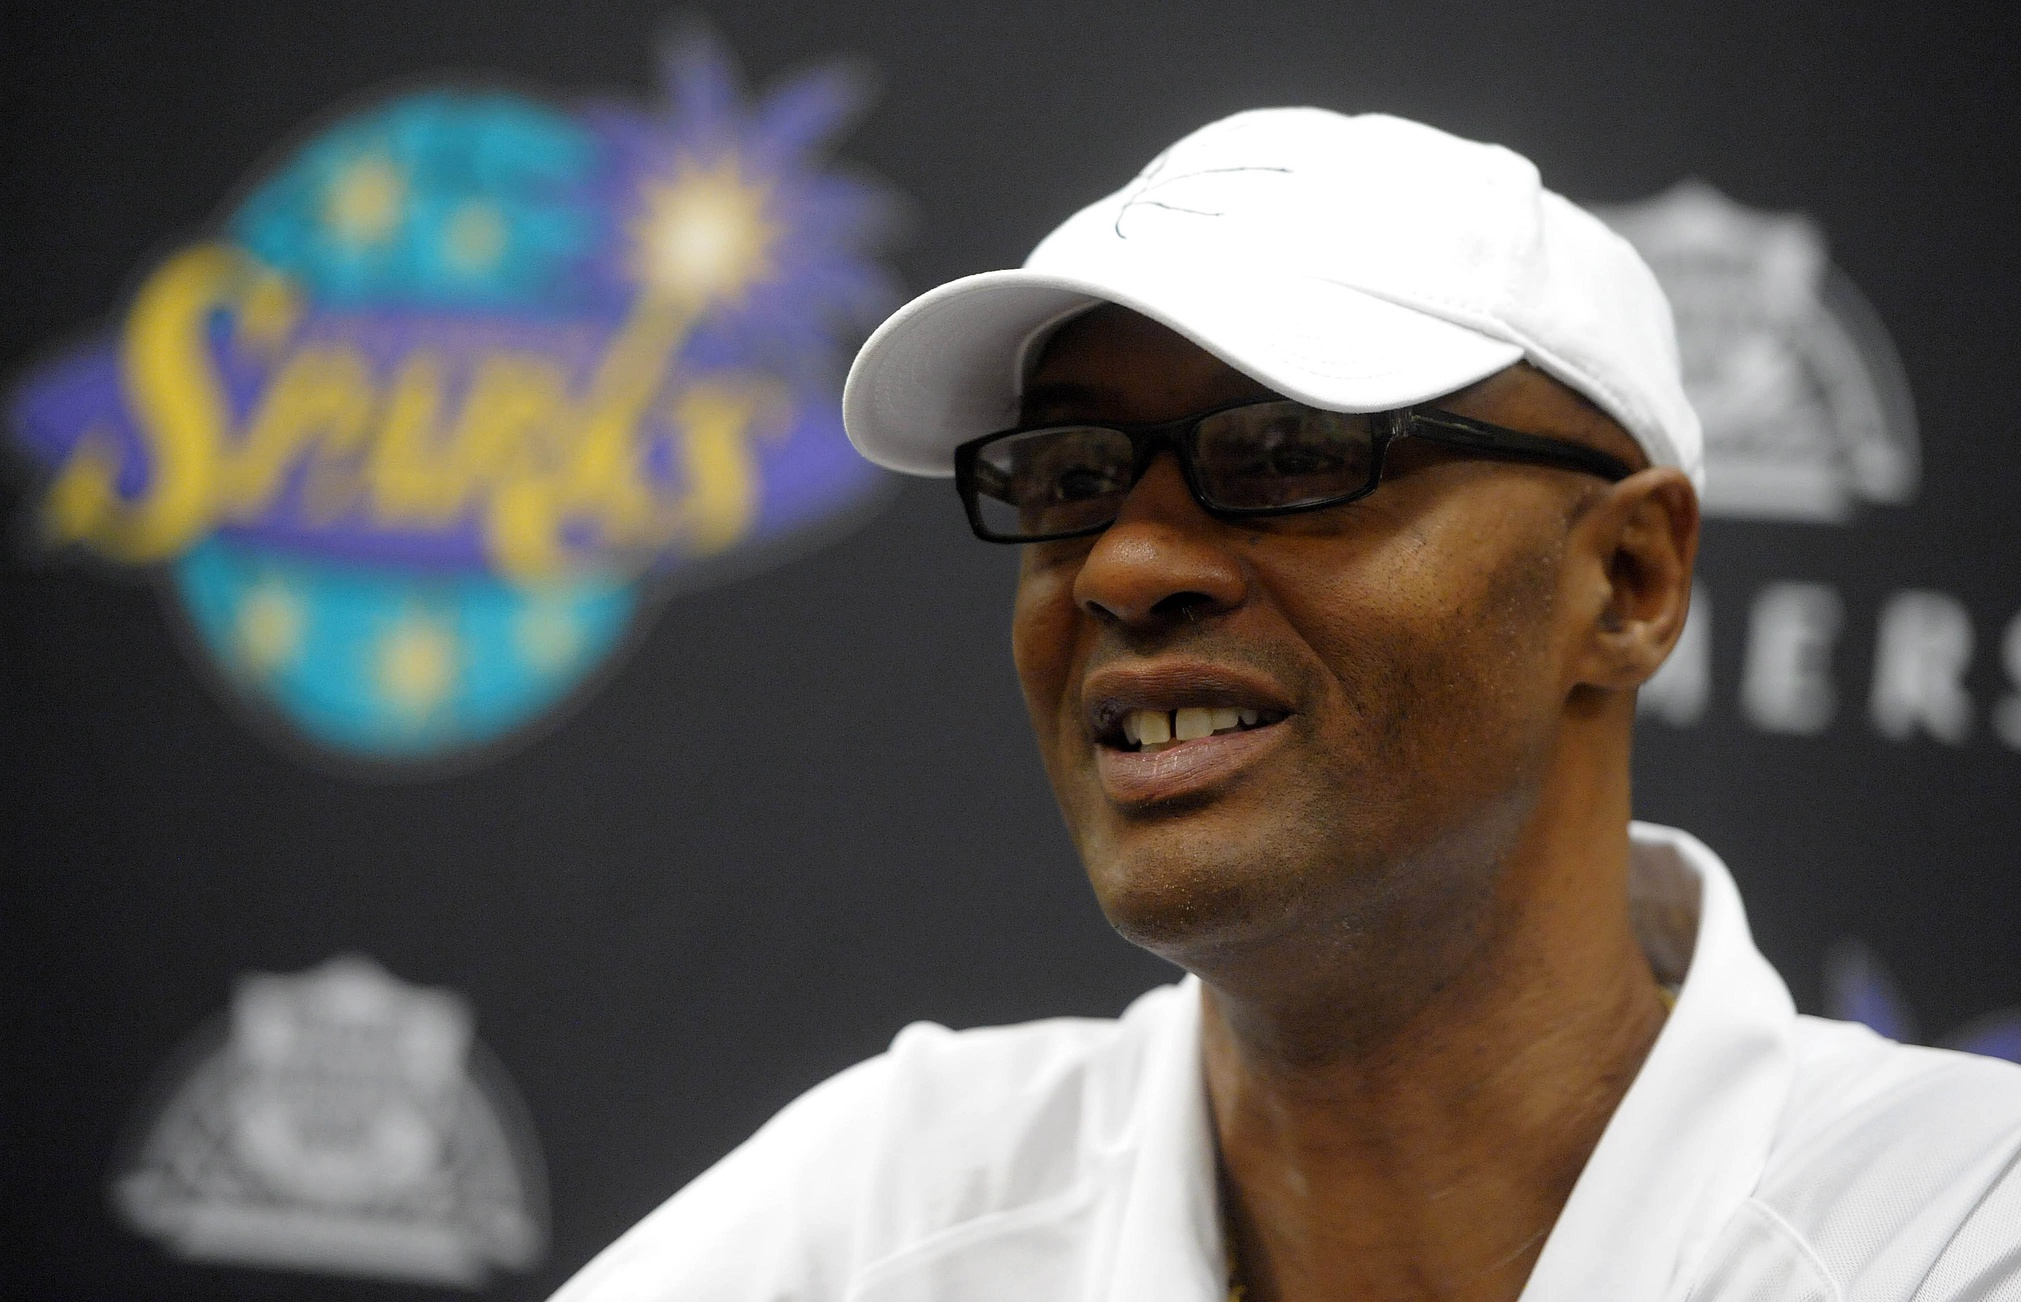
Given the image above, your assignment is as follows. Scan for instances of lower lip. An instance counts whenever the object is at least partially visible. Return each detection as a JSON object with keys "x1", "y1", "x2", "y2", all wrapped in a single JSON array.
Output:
[{"x1": 1094, "y1": 723, "x2": 1287, "y2": 805}]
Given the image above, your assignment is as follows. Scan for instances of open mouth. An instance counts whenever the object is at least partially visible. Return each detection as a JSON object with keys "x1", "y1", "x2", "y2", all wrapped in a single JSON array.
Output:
[{"x1": 1102, "y1": 705, "x2": 1290, "y2": 754}]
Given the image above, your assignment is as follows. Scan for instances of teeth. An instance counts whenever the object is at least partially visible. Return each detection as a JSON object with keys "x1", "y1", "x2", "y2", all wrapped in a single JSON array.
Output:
[{"x1": 1120, "y1": 705, "x2": 1278, "y2": 750}]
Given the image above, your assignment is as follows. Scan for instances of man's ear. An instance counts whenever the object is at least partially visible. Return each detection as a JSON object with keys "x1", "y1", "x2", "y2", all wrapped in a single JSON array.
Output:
[{"x1": 1571, "y1": 468, "x2": 1700, "y2": 690}]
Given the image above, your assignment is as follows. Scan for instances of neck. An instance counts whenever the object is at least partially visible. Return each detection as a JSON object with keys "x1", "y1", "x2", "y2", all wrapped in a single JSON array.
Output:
[{"x1": 1198, "y1": 709, "x2": 1667, "y2": 1302}]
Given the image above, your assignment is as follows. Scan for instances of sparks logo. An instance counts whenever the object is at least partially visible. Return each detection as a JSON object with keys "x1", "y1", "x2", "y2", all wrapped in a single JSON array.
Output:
[{"x1": 8, "y1": 33, "x2": 897, "y2": 766}]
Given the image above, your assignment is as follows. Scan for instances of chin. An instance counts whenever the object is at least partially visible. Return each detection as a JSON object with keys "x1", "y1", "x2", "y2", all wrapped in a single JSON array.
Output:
[{"x1": 1080, "y1": 826, "x2": 1304, "y2": 958}]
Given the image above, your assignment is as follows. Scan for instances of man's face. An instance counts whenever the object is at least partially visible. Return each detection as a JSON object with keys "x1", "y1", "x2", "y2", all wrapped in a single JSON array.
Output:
[{"x1": 1010, "y1": 306, "x2": 1644, "y2": 972}]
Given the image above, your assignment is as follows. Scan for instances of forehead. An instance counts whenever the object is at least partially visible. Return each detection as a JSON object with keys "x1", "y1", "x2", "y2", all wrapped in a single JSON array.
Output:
[
  {"x1": 1021, "y1": 305, "x2": 1276, "y2": 425},
  {"x1": 1021, "y1": 304, "x2": 1648, "y2": 471}
]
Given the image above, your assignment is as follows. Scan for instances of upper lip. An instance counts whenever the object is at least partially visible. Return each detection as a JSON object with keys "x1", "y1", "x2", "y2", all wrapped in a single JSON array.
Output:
[{"x1": 1081, "y1": 660, "x2": 1297, "y2": 745}]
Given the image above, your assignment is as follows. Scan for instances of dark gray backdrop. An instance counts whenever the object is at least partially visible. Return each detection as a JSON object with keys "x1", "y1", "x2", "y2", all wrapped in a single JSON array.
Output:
[{"x1": 4, "y1": 1, "x2": 2017, "y2": 1297}]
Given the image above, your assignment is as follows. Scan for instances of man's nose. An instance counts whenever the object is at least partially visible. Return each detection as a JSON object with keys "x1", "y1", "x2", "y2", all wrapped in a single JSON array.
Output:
[{"x1": 1072, "y1": 453, "x2": 1249, "y2": 628}]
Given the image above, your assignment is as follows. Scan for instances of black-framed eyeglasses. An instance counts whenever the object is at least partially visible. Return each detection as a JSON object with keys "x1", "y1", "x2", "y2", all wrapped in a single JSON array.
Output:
[{"x1": 953, "y1": 398, "x2": 1636, "y2": 544}]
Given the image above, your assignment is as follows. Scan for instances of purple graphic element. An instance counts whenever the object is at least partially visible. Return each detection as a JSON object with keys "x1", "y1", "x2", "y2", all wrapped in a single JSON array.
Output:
[
  {"x1": 13, "y1": 341, "x2": 138, "y2": 490},
  {"x1": 582, "y1": 38, "x2": 898, "y2": 374},
  {"x1": 1825, "y1": 938, "x2": 2021, "y2": 1065},
  {"x1": 1949, "y1": 1012, "x2": 2021, "y2": 1063},
  {"x1": 1822, "y1": 939, "x2": 1917, "y2": 1043}
]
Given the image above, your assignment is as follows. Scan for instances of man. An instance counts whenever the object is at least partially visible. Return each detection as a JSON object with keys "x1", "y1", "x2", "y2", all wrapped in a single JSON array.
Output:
[{"x1": 555, "y1": 111, "x2": 2021, "y2": 1301}]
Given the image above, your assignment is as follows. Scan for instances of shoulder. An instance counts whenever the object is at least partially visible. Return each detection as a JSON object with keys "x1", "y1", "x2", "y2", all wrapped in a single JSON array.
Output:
[
  {"x1": 860, "y1": 980, "x2": 1186, "y2": 1234},
  {"x1": 548, "y1": 981, "x2": 1189, "y2": 1302},
  {"x1": 1724, "y1": 1016, "x2": 2021, "y2": 1301}
]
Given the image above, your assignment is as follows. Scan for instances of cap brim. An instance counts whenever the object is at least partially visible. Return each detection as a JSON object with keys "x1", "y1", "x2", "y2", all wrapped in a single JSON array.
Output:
[{"x1": 843, "y1": 256, "x2": 1525, "y2": 477}]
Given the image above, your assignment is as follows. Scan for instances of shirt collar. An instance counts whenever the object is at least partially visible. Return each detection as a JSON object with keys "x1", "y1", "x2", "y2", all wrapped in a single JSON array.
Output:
[
  {"x1": 1105, "y1": 962, "x2": 1225, "y2": 1299},
  {"x1": 1519, "y1": 822, "x2": 1796, "y2": 1301},
  {"x1": 1110, "y1": 821, "x2": 1797, "y2": 1302}
]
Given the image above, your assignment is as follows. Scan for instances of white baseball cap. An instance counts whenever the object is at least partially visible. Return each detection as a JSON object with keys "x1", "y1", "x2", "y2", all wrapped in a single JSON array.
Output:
[{"x1": 843, "y1": 108, "x2": 1701, "y2": 489}]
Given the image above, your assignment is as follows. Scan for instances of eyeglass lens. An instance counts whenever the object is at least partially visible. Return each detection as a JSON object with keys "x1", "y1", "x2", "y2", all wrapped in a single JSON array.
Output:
[{"x1": 967, "y1": 401, "x2": 1380, "y2": 538}]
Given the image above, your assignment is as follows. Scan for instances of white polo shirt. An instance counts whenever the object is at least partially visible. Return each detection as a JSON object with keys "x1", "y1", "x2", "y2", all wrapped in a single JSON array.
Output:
[{"x1": 553, "y1": 824, "x2": 2021, "y2": 1301}]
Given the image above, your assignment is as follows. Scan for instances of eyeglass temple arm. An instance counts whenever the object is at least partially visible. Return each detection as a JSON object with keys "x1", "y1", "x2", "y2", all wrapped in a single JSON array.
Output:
[{"x1": 1401, "y1": 408, "x2": 1638, "y2": 482}]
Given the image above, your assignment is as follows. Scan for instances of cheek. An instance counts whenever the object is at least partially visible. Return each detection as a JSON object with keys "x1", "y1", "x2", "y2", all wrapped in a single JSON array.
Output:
[
  {"x1": 1010, "y1": 556, "x2": 1082, "y2": 755},
  {"x1": 1282, "y1": 509, "x2": 1567, "y2": 798}
]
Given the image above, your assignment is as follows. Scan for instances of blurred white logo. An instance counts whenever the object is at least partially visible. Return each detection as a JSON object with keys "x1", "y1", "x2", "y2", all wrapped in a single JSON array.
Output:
[
  {"x1": 1600, "y1": 181, "x2": 1918, "y2": 522},
  {"x1": 115, "y1": 956, "x2": 546, "y2": 1287}
]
